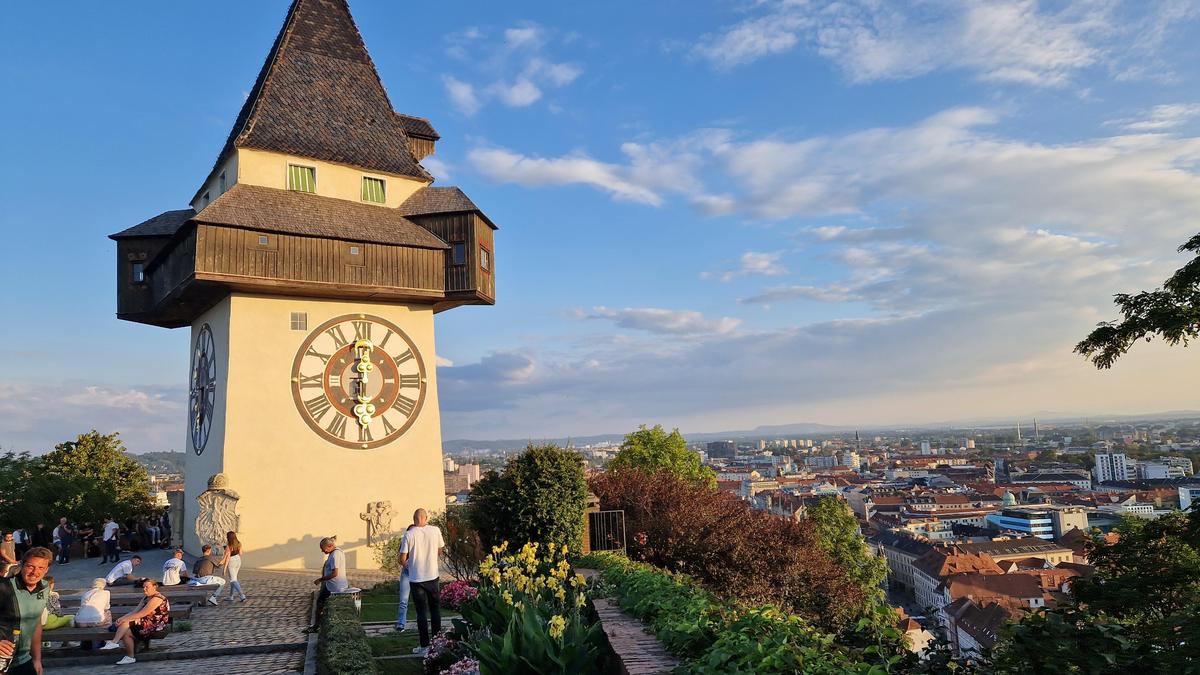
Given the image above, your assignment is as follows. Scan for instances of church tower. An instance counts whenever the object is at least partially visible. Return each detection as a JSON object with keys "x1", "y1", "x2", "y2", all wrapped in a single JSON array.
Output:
[{"x1": 110, "y1": 0, "x2": 497, "y2": 569}]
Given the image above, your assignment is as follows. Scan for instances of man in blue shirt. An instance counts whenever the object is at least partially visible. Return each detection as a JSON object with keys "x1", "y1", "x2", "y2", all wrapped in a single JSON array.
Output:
[{"x1": 0, "y1": 547, "x2": 52, "y2": 674}]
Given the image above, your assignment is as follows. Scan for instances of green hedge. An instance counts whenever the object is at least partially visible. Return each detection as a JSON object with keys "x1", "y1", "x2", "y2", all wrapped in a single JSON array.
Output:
[
  {"x1": 578, "y1": 553, "x2": 906, "y2": 674},
  {"x1": 317, "y1": 595, "x2": 379, "y2": 675}
]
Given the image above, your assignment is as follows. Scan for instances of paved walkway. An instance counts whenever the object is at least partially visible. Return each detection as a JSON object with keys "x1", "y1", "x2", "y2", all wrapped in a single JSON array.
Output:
[
  {"x1": 578, "y1": 569, "x2": 679, "y2": 675},
  {"x1": 45, "y1": 568, "x2": 325, "y2": 673}
]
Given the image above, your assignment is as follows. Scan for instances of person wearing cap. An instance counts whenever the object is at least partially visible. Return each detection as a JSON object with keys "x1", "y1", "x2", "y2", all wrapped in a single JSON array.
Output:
[{"x1": 0, "y1": 547, "x2": 53, "y2": 674}]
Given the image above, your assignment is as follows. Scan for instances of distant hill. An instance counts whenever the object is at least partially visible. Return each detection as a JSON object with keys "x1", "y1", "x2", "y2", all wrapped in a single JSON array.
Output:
[
  {"x1": 442, "y1": 411, "x2": 1200, "y2": 452},
  {"x1": 132, "y1": 451, "x2": 185, "y2": 474}
]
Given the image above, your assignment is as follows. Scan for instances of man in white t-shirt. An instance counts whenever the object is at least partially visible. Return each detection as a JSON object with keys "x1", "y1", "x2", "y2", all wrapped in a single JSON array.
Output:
[
  {"x1": 398, "y1": 509, "x2": 444, "y2": 653},
  {"x1": 105, "y1": 555, "x2": 142, "y2": 586},
  {"x1": 100, "y1": 517, "x2": 121, "y2": 565},
  {"x1": 161, "y1": 549, "x2": 190, "y2": 586}
]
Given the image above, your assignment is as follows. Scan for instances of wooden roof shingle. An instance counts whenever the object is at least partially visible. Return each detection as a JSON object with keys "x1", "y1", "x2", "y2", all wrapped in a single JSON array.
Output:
[
  {"x1": 193, "y1": 184, "x2": 449, "y2": 249},
  {"x1": 194, "y1": 0, "x2": 431, "y2": 203},
  {"x1": 399, "y1": 186, "x2": 497, "y2": 229},
  {"x1": 109, "y1": 209, "x2": 195, "y2": 239}
]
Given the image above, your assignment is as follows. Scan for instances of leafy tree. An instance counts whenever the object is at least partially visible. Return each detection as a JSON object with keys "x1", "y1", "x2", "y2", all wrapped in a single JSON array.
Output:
[
  {"x1": 1076, "y1": 232, "x2": 1200, "y2": 367},
  {"x1": 608, "y1": 424, "x2": 716, "y2": 489},
  {"x1": 0, "y1": 451, "x2": 42, "y2": 527},
  {"x1": 39, "y1": 430, "x2": 157, "y2": 526},
  {"x1": 431, "y1": 506, "x2": 485, "y2": 581},
  {"x1": 468, "y1": 444, "x2": 588, "y2": 554},
  {"x1": 992, "y1": 509, "x2": 1200, "y2": 673},
  {"x1": 806, "y1": 497, "x2": 887, "y2": 600}
]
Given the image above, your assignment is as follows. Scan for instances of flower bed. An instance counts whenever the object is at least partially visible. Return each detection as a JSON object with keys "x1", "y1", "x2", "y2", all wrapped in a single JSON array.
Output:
[
  {"x1": 432, "y1": 541, "x2": 608, "y2": 675},
  {"x1": 578, "y1": 552, "x2": 905, "y2": 674}
]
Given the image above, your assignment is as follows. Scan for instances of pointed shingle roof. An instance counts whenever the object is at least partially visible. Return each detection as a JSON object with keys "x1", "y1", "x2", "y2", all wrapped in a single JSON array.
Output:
[
  {"x1": 399, "y1": 186, "x2": 498, "y2": 229},
  {"x1": 109, "y1": 209, "x2": 195, "y2": 239},
  {"x1": 194, "y1": 0, "x2": 430, "y2": 202}
]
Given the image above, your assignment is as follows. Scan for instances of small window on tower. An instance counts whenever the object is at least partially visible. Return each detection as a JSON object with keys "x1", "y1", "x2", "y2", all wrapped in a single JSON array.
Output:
[
  {"x1": 201, "y1": 191, "x2": 210, "y2": 207},
  {"x1": 287, "y1": 164, "x2": 316, "y2": 193},
  {"x1": 480, "y1": 246, "x2": 491, "y2": 272},
  {"x1": 349, "y1": 246, "x2": 361, "y2": 256},
  {"x1": 290, "y1": 312, "x2": 308, "y2": 331},
  {"x1": 258, "y1": 235, "x2": 269, "y2": 246},
  {"x1": 219, "y1": 171, "x2": 227, "y2": 193},
  {"x1": 131, "y1": 262, "x2": 145, "y2": 284},
  {"x1": 361, "y1": 177, "x2": 386, "y2": 203},
  {"x1": 451, "y1": 242, "x2": 466, "y2": 265}
]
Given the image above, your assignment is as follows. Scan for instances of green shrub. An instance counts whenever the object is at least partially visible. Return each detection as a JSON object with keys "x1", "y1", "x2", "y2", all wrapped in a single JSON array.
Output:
[
  {"x1": 577, "y1": 553, "x2": 907, "y2": 674},
  {"x1": 317, "y1": 596, "x2": 379, "y2": 675},
  {"x1": 468, "y1": 445, "x2": 588, "y2": 555}
]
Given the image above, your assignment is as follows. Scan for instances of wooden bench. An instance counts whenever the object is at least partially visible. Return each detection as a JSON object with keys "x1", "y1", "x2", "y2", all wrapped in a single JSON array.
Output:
[
  {"x1": 40, "y1": 623, "x2": 173, "y2": 653},
  {"x1": 56, "y1": 602, "x2": 194, "y2": 620}
]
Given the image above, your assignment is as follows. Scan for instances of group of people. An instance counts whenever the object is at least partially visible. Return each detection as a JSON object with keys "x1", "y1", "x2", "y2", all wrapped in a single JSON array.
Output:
[
  {"x1": 158, "y1": 532, "x2": 247, "y2": 605},
  {"x1": 309, "y1": 508, "x2": 446, "y2": 656},
  {"x1": 1, "y1": 511, "x2": 172, "y2": 573}
]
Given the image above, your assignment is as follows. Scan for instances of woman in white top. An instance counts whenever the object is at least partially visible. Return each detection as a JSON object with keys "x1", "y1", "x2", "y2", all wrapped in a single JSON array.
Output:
[
  {"x1": 219, "y1": 530, "x2": 247, "y2": 602},
  {"x1": 74, "y1": 578, "x2": 112, "y2": 627}
]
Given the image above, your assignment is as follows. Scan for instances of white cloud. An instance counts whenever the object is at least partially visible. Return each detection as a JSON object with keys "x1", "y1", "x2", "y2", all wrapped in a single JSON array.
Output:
[
  {"x1": 0, "y1": 382, "x2": 184, "y2": 454},
  {"x1": 704, "y1": 251, "x2": 789, "y2": 282},
  {"x1": 1111, "y1": 103, "x2": 1200, "y2": 130},
  {"x1": 586, "y1": 307, "x2": 742, "y2": 335},
  {"x1": 442, "y1": 22, "x2": 582, "y2": 114},
  {"x1": 488, "y1": 79, "x2": 542, "y2": 107},
  {"x1": 448, "y1": 107, "x2": 1200, "y2": 438},
  {"x1": 468, "y1": 147, "x2": 663, "y2": 205},
  {"x1": 442, "y1": 75, "x2": 480, "y2": 116},
  {"x1": 420, "y1": 156, "x2": 452, "y2": 181},
  {"x1": 692, "y1": 0, "x2": 1193, "y2": 87}
]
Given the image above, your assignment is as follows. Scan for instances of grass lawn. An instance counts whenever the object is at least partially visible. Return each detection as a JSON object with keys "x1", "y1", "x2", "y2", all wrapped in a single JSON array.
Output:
[
  {"x1": 376, "y1": 657, "x2": 424, "y2": 675},
  {"x1": 359, "y1": 581, "x2": 463, "y2": 624},
  {"x1": 369, "y1": 632, "x2": 421, "y2": 657}
]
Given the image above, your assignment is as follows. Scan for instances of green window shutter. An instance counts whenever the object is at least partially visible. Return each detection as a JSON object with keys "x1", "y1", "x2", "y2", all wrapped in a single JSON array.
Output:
[
  {"x1": 362, "y1": 177, "x2": 385, "y2": 203},
  {"x1": 288, "y1": 165, "x2": 315, "y2": 192}
]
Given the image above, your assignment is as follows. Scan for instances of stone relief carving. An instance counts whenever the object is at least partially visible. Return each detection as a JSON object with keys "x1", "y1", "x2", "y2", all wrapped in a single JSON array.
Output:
[
  {"x1": 195, "y1": 473, "x2": 240, "y2": 553},
  {"x1": 359, "y1": 500, "x2": 394, "y2": 545}
]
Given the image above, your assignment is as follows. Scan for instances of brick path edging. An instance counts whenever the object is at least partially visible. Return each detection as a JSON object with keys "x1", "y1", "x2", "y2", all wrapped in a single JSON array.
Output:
[{"x1": 577, "y1": 569, "x2": 680, "y2": 675}]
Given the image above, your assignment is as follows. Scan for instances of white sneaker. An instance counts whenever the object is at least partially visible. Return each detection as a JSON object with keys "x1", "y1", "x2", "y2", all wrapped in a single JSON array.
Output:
[
  {"x1": 207, "y1": 596, "x2": 219, "y2": 606},
  {"x1": 239, "y1": 595, "x2": 248, "y2": 602},
  {"x1": 412, "y1": 647, "x2": 428, "y2": 656},
  {"x1": 100, "y1": 641, "x2": 122, "y2": 650},
  {"x1": 116, "y1": 656, "x2": 137, "y2": 665}
]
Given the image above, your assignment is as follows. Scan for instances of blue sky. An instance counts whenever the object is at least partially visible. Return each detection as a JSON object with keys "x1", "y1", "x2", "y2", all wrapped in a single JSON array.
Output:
[{"x1": 3, "y1": 0, "x2": 1200, "y2": 453}]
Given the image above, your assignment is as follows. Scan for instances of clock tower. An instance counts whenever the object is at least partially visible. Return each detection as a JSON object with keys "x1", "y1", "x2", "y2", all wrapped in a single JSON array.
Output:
[{"x1": 109, "y1": 0, "x2": 497, "y2": 569}]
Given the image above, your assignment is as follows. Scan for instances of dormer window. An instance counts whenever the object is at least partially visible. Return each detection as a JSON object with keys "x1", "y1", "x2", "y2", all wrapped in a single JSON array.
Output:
[
  {"x1": 361, "y1": 177, "x2": 386, "y2": 203},
  {"x1": 451, "y1": 242, "x2": 466, "y2": 265},
  {"x1": 201, "y1": 191, "x2": 210, "y2": 207},
  {"x1": 288, "y1": 164, "x2": 316, "y2": 193},
  {"x1": 131, "y1": 262, "x2": 145, "y2": 284},
  {"x1": 480, "y1": 246, "x2": 491, "y2": 273},
  {"x1": 219, "y1": 171, "x2": 227, "y2": 193}
]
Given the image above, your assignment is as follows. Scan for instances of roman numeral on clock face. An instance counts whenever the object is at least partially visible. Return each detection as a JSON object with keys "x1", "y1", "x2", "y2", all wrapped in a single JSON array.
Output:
[
  {"x1": 326, "y1": 325, "x2": 349, "y2": 348},
  {"x1": 298, "y1": 373, "x2": 322, "y2": 388},
  {"x1": 392, "y1": 394, "x2": 416, "y2": 417},
  {"x1": 304, "y1": 395, "x2": 332, "y2": 423},
  {"x1": 352, "y1": 321, "x2": 372, "y2": 341},
  {"x1": 358, "y1": 425, "x2": 373, "y2": 443},
  {"x1": 392, "y1": 349, "x2": 414, "y2": 367},
  {"x1": 381, "y1": 416, "x2": 397, "y2": 435},
  {"x1": 325, "y1": 414, "x2": 348, "y2": 438},
  {"x1": 306, "y1": 346, "x2": 331, "y2": 364},
  {"x1": 399, "y1": 374, "x2": 420, "y2": 388}
]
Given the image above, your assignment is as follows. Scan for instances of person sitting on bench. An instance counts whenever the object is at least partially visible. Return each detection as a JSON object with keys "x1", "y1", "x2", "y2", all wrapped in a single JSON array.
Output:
[
  {"x1": 161, "y1": 550, "x2": 190, "y2": 586},
  {"x1": 188, "y1": 545, "x2": 225, "y2": 605},
  {"x1": 100, "y1": 578, "x2": 170, "y2": 666},
  {"x1": 73, "y1": 578, "x2": 111, "y2": 628},
  {"x1": 104, "y1": 556, "x2": 142, "y2": 587},
  {"x1": 40, "y1": 576, "x2": 74, "y2": 630}
]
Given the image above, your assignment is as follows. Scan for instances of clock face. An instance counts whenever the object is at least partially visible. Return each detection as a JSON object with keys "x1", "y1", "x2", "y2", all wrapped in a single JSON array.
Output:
[
  {"x1": 290, "y1": 314, "x2": 427, "y2": 449},
  {"x1": 189, "y1": 324, "x2": 217, "y2": 454}
]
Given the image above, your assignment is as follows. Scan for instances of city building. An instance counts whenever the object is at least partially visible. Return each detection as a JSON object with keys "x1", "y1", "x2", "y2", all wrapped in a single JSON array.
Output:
[
  {"x1": 1093, "y1": 451, "x2": 1130, "y2": 483},
  {"x1": 984, "y1": 505, "x2": 1089, "y2": 540},
  {"x1": 953, "y1": 538, "x2": 1074, "y2": 566},
  {"x1": 706, "y1": 440, "x2": 737, "y2": 459}
]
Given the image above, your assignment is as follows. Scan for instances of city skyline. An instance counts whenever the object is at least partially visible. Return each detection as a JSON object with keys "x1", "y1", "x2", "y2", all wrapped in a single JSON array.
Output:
[{"x1": 4, "y1": 0, "x2": 1200, "y2": 454}]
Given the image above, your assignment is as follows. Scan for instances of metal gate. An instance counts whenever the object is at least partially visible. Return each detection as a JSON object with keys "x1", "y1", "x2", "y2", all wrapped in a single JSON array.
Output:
[{"x1": 586, "y1": 509, "x2": 626, "y2": 554}]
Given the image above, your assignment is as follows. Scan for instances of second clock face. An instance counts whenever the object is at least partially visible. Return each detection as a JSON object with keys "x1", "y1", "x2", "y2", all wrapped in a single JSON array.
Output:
[{"x1": 290, "y1": 314, "x2": 427, "y2": 449}]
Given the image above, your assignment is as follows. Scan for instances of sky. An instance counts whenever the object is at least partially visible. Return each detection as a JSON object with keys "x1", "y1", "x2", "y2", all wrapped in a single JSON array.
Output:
[{"x1": 3, "y1": 0, "x2": 1200, "y2": 453}]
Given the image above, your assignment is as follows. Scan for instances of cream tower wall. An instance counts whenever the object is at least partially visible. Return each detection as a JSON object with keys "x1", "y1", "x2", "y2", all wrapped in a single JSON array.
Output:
[
  {"x1": 184, "y1": 293, "x2": 445, "y2": 570},
  {"x1": 183, "y1": 297, "x2": 232, "y2": 556}
]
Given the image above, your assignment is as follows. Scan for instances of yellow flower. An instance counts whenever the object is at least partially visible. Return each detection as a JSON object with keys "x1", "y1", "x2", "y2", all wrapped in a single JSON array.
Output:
[
  {"x1": 575, "y1": 593, "x2": 587, "y2": 608},
  {"x1": 490, "y1": 571, "x2": 501, "y2": 585},
  {"x1": 554, "y1": 587, "x2": 566, "y2": 602},
  {"x1": 571, "y1": 573, "x2": 587, "y2": 588},
  {"x1": 546, "y1": 576, "x2": 559, "y2": 590},
  {"x1": 514, "y1": 601, "x2": 524, "y2": 611},
  {"x1": 548, "y1": 614, "x2": 566, "y2": 640},
  {"x1": 502, "y1": 590, "x2": 513, "y2": 606},
  {"x1": 561, "y1": 544, "x2": 568, "y2": 556}
]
